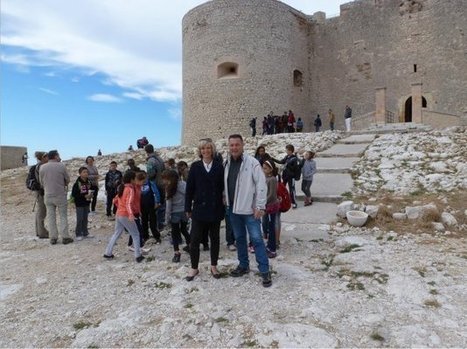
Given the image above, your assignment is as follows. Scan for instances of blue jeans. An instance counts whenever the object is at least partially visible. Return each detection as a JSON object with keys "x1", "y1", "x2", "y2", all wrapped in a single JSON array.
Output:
[
  {"x1": 228, "y1": 207, "x2": 269, "y2": 274},
  {"x1": 225, "y1": 208, "x2": 235, "y2": 246}
]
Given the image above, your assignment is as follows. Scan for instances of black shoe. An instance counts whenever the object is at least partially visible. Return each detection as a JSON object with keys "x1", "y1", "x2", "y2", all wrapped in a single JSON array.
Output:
[
  {"x1": 172, "y1": 253, "x2": 181, "y2": 263},
  {"x1": 292, "y1": 203, "x2": 298, "y2": 209},
  {"x1": 203, "y1": 244, "x2": 210, "y2": 251},
  {"x1": 103, "y1": 254, "x2": 114, "y2": 259},
  {"x1": 155, "y1": 238, "x2": 161, "y2": 244},
  {"x1": 136, "y1": 255, "x2": 145, "y2": 263},
  {"x1": 62, "y1": 238, "x2": 74, "y2": 245},
  {"x1": 261, "y1": 272, "x2": 272, "y2": 287},
  {"x1": 230, "y1": 265, "x2": 250, "y2": 277},
  {"x1": 182, "y1": 245, "x2": 190, "y2": 253},
  {"x1": 185, "y1": 270, "x2": 199, "y2": 282},
  {"x1": 39, "y1": 235, "x2": 49, "y2": 239},
  {"x1": 50, "y1": 238, "x2": 58, "y2": 245}
]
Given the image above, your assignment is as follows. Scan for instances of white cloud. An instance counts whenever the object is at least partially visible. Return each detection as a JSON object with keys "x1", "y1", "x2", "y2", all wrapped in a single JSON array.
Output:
[
  {"x1": 39, "y1": 87, "x2": 59, "y2": 95},
  {"x1": 88, "y1": 94, "x2": 123, "y2": 103},
  {"x1": 1, "y1": 1, "x2": 346, "y2": 102},
  {"x1": 122, "y1": 92, "x2": 144, "y2": 100}
]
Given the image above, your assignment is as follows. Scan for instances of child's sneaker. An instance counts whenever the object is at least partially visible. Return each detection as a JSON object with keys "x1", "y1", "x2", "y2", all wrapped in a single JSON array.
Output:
[
  {"x1": 248, "y1": 244, "x2": 255, "y2": 253},
  {"x1": 128, "y1": 246, "x2": 135, "y2": 252},
  {"x1": 267, "y1": 249, "x2": 277, "y2": 258},
  {"x1": 172, "y1": 253, "x2": 181, "y2": 263},
  {"x1": 136, "y1": 255, "x2": 145, "y2": 263},
  {"x1": 76, "y1": 236, "x2": 83, "y2": 241}
]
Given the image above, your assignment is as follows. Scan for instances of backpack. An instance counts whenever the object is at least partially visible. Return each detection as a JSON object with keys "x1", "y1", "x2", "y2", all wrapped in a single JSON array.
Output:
[
  {"x1": 287, "y1": 156, "x2": 302, "y2": 181},
  {"x1": 26, "y1": 165, "x2": 41, "y2": 191},
  {"x1": 277, "y1": 181, "x2": 291, "y2": 213}
]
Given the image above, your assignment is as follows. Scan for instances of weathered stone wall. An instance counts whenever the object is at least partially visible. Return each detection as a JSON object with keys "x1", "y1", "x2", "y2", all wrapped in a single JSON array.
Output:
[
  {"x1": 182, "y1": 0, "x2": 311, "y2": 145},
  {"x1": 182, "y1": 0, "x2": 467, "y2": 144},
  {"x1": 312, "y1": 0, "x2": 467, "y2": 129},
  {"x1": 1, "y1": 146, "x2": 27, "y2": 171}
]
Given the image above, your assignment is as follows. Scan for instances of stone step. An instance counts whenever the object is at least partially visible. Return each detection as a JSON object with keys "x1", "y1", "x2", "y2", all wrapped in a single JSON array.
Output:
[
  {"x1": 315, "y1": 157, "x2": 360, "y2": 174},
  {"x1": 351, "y1": 123, "x2": 432, "y2": 135},
  {"x1": 318, "y1": 143, "x2": 370, "y2": 158},
  {"x1": 294, "y1": 173, "x2": 353, "y2": 204},
  {"x1": 281, "y1": 202, "x2": 338, "y2": 225},
  {"x1": 337, "y1": 134, "x2": 376, "y2": 144}
]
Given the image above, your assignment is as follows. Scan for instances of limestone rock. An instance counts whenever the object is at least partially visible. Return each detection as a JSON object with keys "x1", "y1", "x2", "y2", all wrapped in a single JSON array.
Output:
[
  {"x1": 441, "y1": 212, "x2": 458, "y2": 226},
  {"x1": 432, "y1": 222, "x2": 445, "y2": 232},
  {"x1": 337, "y1": 201, "x2": 354, "y2": 218},
  {"x1": 405, "y1": 203, "x2": 438, "y2": 219},
  {"x1": 393, "y1": 212, "x2": 407, "y2": 220},
  {"x1": 365, "y1": 205, "x2": 379, "y2": 218}
]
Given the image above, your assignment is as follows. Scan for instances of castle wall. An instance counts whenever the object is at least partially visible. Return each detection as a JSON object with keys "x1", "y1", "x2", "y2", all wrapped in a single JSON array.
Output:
[
  {"x1": 312, "y1": 0, "x2": 467, "y2": 129},
  {"x1": 182, "y1": 0, "x2": 467, "y2": 142},
  {"x1": 182, "y1": 0, "x2": 312, "y2": 145},
  {"x1": 1, "y1": 146, "x2": 28, "y2": 171}
]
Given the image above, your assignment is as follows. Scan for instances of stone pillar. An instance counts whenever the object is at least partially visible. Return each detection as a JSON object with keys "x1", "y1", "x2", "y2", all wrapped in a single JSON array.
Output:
[
  {"x1": 411, "y1": 82, "x2": 423, "y2": 123},
  {"x1": 375, "y1": 87, "x2": 386, "y2": 124}
]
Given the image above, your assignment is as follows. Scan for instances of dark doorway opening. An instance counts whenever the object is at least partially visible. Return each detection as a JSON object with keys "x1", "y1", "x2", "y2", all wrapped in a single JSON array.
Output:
[{"x1": 404, "y1": 96, "x2": 427, "y2": 122}]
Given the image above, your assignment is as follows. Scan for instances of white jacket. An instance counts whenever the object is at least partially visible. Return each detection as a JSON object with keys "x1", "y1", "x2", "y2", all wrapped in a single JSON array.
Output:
[{"x1": 224, "y1": 154, "x2": 267, "y2": 215}]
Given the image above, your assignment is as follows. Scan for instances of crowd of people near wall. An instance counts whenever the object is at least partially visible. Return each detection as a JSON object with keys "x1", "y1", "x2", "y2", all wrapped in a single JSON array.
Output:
[
  {"x1": 249, "y1": 105, "x2": 352, "y2": 136},
  {"x1": 27, "y1": 135, "x2": 317, "y2": 288}
]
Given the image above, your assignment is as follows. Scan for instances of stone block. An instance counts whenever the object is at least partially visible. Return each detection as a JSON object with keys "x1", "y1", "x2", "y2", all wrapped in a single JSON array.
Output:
[{"x1": 337, "y1": 200, "x2": 354, "y2": 218}]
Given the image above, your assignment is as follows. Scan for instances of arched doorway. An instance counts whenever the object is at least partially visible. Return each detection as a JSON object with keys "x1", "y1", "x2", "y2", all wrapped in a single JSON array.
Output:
[{"x1": 404, "y1": 96, "x2": 427, "y2": 122}]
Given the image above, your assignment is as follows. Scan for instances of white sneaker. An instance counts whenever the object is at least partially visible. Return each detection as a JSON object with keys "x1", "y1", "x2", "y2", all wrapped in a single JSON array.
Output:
[
  {"x1": 84, "y1": 234, "x2": 95, "y2": 238},
  {"x1": 89, "y1": 212, "x2": 97, "y2": 216},
  {"x1": 227, "y1": 244, "x2": 237, "y2": 251},
  {"x1": 142, "y1": 247, "x2": 151, "y2": 254},
  {"x1": 128, "y1": 246, "x2": 135, "y2": 252},
  {"x1": 76, "y1": 236, "x2": 83, "y2": 241}
]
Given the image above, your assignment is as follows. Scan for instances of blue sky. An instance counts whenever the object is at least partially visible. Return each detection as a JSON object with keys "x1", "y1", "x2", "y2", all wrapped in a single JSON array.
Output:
[{"x1": 1, "y1": 0, "x2": 347, "y2": 160}]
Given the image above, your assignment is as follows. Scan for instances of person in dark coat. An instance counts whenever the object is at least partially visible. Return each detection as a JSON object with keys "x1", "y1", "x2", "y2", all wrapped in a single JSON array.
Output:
[
  {"x1": 314, "y1": 114, "x2": 322, "y2": 132},
  {"x1": 184, "y1": 139, "x2": 225, "y2": 281}
]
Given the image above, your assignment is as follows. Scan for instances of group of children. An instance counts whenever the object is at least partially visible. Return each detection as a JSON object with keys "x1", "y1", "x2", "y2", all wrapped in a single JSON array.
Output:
[{"x1": 70, "y1": 144, "x2": 317, "y2": 263}]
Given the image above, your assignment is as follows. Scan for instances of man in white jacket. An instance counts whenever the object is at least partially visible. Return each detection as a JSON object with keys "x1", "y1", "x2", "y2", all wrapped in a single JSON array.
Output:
[{"x1": 224, "y1": 134, "x2": 272, "y2": 287}]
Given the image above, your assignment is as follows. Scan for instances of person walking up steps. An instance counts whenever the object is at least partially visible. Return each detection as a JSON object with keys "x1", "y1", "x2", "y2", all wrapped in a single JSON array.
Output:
[
  {"x1": 301, "y1": 151, "x2": 317, "y2": 206},
  {"x1": 225, "y1": 134, "x2": 272, "y2": 287},
  {"x1": 344, "y1": 105, "x2": 352, "y2": 132}
]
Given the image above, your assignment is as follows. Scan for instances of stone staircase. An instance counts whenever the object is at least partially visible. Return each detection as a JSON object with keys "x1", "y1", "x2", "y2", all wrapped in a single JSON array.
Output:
[{"x1": 295, "y1": 134, "x2": 376, "y2": 204}]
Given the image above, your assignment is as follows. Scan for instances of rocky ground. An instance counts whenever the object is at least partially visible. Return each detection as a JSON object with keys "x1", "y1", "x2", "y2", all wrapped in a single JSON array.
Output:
[{"x1": 1, "y1": 129, "x2": 466, "y2": 347}]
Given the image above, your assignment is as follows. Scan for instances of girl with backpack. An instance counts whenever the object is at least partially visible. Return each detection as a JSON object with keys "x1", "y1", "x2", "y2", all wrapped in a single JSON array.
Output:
[
  {"x1": 71, "y1": 167, "x2": 93, "y2": 241},
  {"x1": 262, "y1": 161, "x2": 280, "y2": 258},
  {"x1": 162, "y1": 169, "x2": 191, "y2": 263},
  {"x1": 103, "y1": 170, "x2": 144, "y2": 263},
  {"x1": 301, "y1": 151, "x2": 317, "y2": 206}
]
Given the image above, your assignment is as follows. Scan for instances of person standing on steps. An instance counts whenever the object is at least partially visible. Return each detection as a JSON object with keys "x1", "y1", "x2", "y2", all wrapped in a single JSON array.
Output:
[
  {"x1": 328, "y1": 109, "x2": 335, "y2": 131},
  {"x1": 314, "y1": 114, "x2": 322, "y2": 132},
  {"x1": 225, "y1": 134, "x2": 272, "y2": 287},
  {"x1": 344, "y1": 105, "x2": 352, "y2": 132},
  {"x1": 249, "y1": 117, "x2": 257, "y2": 137},
  {"x1": 39, "y1": 150, "x2": 73, "y2": 245},
  {"x1": 301, "y1": 151, "x2": 317, "y2": 206},
  {"x1": 272, "y1": 144, "x2": 299, "y2": 209}
]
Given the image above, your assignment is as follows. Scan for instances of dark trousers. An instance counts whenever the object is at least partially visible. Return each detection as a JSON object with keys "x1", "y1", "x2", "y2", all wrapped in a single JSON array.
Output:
[
  {"x1": 75, "y1": 205, "x2": 90, "y2": 237},
  {"x1": 251, "y1": 128, "x2": 256, "y2": 137},
  {"x1": 225, "y1": 209, "x2": 235, "y2": 246},
  {"x1": 171, "y1": 221, "x2": 190, "y2": 252},
  {"x1": 128, "y1": 217, "x2": 144, "y2": 247},
  {"x1": 106, "y1": 190, "x2": 117, "y2": 216},
  {"x1": 156, "y1": 185, "x2": 166, "y2": 230},
  {"x1": 330, "y1": 122, "x2": 335, "y2": 131},
  {"x1": 282, "y1": 176, "x2": 296, "y2": 205},
  {"x1": 90, "y1": 185, "x2": 98, "y2": 212},
  {"x1": 141, "y1": 206, "x2": 160, "y2": 240},
  {"x1": 190, "y1": 219, "x2": 220, "y2": 269}
]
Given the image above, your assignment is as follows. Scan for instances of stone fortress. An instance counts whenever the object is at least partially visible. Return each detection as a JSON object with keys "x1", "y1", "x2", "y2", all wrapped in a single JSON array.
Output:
[{"x1": 181, "y1": 0, "x2": 467, "y2": 145}]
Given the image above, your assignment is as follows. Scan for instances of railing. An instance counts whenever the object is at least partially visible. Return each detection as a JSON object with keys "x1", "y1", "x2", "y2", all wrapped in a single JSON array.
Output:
[{"x1": 385, "y1": 110, "x2": 396, "y2": 123}]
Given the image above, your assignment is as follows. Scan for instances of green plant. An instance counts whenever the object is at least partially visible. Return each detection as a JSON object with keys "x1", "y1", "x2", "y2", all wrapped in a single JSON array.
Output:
[
  {"x1": 127, "y1": 279, "x2": 135, "y2": 286},
  {"x1": 340, "y1": 244, "x2": 361, "y2": 253},
  {"x1": 429, "y1": 289, "x2": 439, "y2": 295},
  {"x1": 424, "y1": 299, "x2": 441, "y2": 308},
  {"x1": 214, "y1": 317, "x2": 229, "y2": 323},
  {"x1": 73, "y1": 321, "x2": 93, "y2": 330},
  {"x1": 154, "y1": 281, "x2": 172, "y2": 289},
  {"x1": 370, "y1": 332, "x2": 384, "y2": 342}
]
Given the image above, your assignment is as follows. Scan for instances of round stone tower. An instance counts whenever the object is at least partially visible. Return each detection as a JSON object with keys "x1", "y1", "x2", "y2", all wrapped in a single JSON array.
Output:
[{"x1": 182, "y1": 0, "x2": 311, "y2": 145}]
